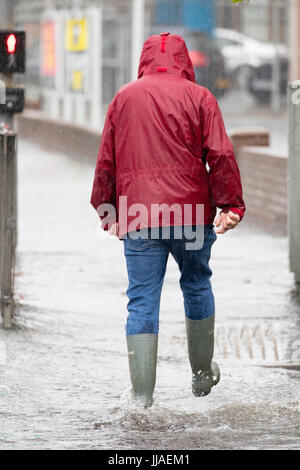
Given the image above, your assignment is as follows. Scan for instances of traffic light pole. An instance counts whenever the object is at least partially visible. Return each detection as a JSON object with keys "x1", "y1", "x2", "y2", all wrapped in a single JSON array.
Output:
[
  {"x1": 131, "y1": 0, "x2": 145, "y2": 81},
  {"x1": 0, "y1": 28, "x2": 25, "y2": 328},
  {"x1": 0, "y1": 72, "x2": 17, "y2": 250},
  {"x1": 0, "y1": 73, "x2": 14, "y2": 130},
  {"x1": 0, "y1": 129, "x2": 17, "y2": 329}
]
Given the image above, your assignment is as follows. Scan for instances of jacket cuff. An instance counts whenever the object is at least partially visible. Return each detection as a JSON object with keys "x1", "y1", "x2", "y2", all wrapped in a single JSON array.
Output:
[{"x1": 226, "y1": 207, "x2": 244, "y2": 221}]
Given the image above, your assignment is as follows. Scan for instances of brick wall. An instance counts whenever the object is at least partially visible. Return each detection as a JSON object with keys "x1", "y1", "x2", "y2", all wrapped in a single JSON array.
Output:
[
  {"x1": 229, "y1": 128, "x2": 270, "y2": 155},
  {"x1": 16, "y1": 112, "x2": 100, "y2": 163},
  {"x1": 238, "y1": 147, "x2": 288, "y2": 234}
]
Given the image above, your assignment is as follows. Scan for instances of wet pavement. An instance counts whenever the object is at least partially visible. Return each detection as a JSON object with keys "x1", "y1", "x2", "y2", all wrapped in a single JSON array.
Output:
[{"x1": 0, "y1": 139, "x2": 299, "y2": 450}]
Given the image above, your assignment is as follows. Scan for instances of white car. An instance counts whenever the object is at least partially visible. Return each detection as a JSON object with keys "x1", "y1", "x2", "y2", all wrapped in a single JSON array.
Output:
[
  {"x1": 214, "y1": 28, "x2": 288, "y2": 73},
  {"x1": 214, "y1": 28, "x2": 289, "y2": 101}
]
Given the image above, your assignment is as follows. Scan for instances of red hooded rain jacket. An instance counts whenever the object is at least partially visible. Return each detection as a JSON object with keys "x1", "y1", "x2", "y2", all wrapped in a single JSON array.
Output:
[{"x1": 91, "y1": 33, "x2": 245, "y2": 238}]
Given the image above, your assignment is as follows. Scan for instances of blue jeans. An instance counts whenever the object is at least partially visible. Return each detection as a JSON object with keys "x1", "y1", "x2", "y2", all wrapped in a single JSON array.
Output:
[{"x1": 123, "y1": 225, "x2": 217, "y2": 336}]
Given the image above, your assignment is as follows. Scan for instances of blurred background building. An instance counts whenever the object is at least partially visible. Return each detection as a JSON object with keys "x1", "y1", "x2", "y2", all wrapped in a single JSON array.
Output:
[{"x1": 0, "y1": 0, "x2": 298, "y2": 131}]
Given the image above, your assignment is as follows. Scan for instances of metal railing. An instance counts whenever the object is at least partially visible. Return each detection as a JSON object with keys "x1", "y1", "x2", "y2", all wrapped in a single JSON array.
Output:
[{"x1": 0, "y1": 127, "x2": 17, "y2": 328}]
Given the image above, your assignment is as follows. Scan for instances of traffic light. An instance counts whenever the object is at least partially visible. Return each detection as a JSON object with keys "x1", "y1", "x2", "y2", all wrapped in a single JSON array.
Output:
[
  {"x1": 7, "y1": 34, "x2": 17, "y2": 54},
  {"x1": 0, "y1": 88, "x2": 25, "y2": 114},
  {"x1": 0, "y1": 31, "x2": 26, "y2": 74}
]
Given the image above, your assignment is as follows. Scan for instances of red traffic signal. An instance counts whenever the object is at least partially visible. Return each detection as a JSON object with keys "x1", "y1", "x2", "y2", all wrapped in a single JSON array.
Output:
[
  {"x1": 6, "y1": 34, "x2": 17, "y2": 54},
  {"x1": 0, "y1": 30, "x2": 26, "y2": 74}
]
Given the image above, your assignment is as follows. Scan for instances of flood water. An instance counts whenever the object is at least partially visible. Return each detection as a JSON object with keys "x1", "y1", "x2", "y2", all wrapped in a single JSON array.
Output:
[{"x1": 0, "y1": 140, "x2": 299, "y2": 450}]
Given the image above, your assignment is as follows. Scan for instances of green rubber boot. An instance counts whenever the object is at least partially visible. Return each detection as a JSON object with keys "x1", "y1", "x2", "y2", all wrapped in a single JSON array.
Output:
[
  {"x1": 185, "y1": 315, "x2": 220, "y2": 397},
  {"x1": 126, "y1": 334, "x2": 158, "y2": 408}
]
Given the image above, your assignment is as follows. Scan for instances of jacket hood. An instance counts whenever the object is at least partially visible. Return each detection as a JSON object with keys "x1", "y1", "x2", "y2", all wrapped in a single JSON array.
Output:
[{"x1": 138, "y1": 33, "x2": 196, "y2": 83}]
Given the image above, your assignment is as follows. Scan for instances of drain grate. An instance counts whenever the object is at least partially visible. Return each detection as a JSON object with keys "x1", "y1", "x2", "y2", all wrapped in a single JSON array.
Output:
[{"x1": 215, "y1": 323, "x2": 280, "y2": 362}]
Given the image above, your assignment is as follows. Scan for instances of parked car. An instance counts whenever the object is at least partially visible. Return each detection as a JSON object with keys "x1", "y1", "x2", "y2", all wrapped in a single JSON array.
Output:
[
  {"x1": 214, "y1": 28, "x2": 289, "y2": 103},
  {"x1": 151, "y1": 26, "x2": 232, "y2": 98},
  {"x1": 184, "y1": 30, "x2": 231, "y2": 98}
]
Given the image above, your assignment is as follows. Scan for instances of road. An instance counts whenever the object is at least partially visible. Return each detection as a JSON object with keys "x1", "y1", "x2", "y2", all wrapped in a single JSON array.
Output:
[{"x1": 0, "y1": 138, "x2": 299, "y2": 450}]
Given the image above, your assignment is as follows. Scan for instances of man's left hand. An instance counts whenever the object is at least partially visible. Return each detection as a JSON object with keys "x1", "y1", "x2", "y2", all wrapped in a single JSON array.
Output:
[{"x1": 215, "y1": 211, "x2": 240, "y2": 234}]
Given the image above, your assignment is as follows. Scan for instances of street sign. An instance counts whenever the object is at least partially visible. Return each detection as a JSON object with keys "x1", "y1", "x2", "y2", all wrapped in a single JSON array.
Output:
[
  {"x1": 71, "y1": 70, "x2": 84, "y2": 91},
  {"x1": 66, "y1": 19, "x2": 88, "y2": 52},
  {"x1": 0, "y1": 31, "x2": 26, "y2": 74}
]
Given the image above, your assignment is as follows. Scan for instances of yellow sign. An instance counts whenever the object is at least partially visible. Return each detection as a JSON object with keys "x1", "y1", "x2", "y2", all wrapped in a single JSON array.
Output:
[
  {"x1": 71, "y1": 70, "x2": 84, "y2": 91},
  {"x1": 66, "y1": 18, "x2": 88, "y2": 52}
]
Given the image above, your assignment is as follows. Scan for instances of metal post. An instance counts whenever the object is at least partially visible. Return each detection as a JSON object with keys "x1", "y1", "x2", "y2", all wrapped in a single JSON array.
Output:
[
  {"x1": 271, "y1": 0, "x2": 281, "y2": 114},
  {"x1": 0, "y1": 73, "x2": 15, "y2": 130},
  {"x1": 0, "y1": 132, "x2": 4, "y2": 293},
  {"x1": 288, "y1": 82, "x2": 300, "y2": 284},
  {"x1": 131, "y1": 0, "x2": 145, "y2": 82},
  {"x1": 289, "y1": 0, "x2": 300, "y2": 82},
  {"x1": 0, "y1": 130, "x2": 17, "y2": 328},
  {"x1": 90, "y1": 7, "x2": 103, "y2": 130}
]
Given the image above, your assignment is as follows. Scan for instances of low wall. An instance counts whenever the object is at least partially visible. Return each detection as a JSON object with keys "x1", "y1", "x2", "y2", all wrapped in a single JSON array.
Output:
[
  {"x1": 238, "y1": 147, "x2": 288, "y2": 234},
  {"x1": 229, "y1": 128, "x2": 270, "y2": 159},
  {"x1": 16, "y1": 112, "x2": 100, "y2": 162}
]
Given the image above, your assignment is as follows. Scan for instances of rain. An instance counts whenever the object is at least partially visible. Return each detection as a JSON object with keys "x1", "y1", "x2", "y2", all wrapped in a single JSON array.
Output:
[{"x1": 0, "y1": 0, "x2": 299, "y2": 452}]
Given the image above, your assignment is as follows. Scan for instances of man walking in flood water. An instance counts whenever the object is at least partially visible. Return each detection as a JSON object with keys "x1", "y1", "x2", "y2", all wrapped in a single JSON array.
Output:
[{"x1": 91, "y1": 33, "x2": 245, "y2": 408}]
